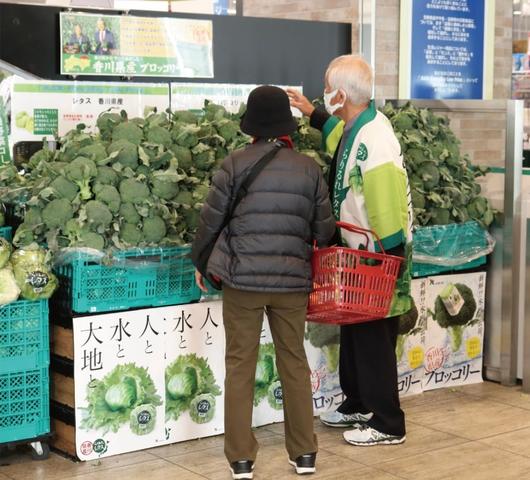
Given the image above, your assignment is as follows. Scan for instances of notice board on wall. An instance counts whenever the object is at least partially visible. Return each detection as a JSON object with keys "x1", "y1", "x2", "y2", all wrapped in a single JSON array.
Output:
[{"x1": 399, "y1": 0, "x2": 495, "y2": 100}]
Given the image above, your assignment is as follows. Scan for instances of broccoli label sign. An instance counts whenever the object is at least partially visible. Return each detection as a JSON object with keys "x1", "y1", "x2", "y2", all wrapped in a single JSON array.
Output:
[
  {"x1": 0, "y1": 98, "x2": 10, "y2": 165},
  {"x1": 60, "y1": 12, "x2": 213, "y2": 78},
  {"x1": 423, "y1": 272, "x2": 486, "y2": 391}
]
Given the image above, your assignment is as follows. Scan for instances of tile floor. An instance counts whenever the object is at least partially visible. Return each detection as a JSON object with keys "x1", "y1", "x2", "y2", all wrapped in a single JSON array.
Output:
[{"x1": 2, "y1": 381, "x2": 530, "y2": 480}]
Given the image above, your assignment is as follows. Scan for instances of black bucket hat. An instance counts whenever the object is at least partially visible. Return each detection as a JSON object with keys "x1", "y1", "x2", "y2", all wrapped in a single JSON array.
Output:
[{"x1": 240, "y1": 85, "x2": 298, "y2": 138}]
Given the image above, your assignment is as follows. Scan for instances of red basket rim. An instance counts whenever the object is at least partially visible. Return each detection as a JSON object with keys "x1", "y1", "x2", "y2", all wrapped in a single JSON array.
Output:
[{"x1": 313, "y1": 245, "x2": 404, "y2": 263}]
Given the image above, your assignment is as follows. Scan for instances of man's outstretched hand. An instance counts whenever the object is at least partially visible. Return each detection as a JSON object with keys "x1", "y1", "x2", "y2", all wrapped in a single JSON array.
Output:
[{"x1": 286, "y1": 89, "x2": 315, "y2": 117}]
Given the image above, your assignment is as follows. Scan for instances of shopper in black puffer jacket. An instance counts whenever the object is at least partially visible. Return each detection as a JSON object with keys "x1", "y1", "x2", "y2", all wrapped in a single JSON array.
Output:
[{"x1": 192, "y1": 86, "x2": 335, "y2": 480}]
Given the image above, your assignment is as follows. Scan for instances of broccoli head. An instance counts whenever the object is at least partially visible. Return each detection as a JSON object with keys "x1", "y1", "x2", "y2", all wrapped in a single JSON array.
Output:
[
  {"x1": 95, "y1": 184, "x2": 121, "y2": 213},
  {"x1": 112, "y1": 122, "x2": 144, "y2": 146},
  {"x1": 108, "y1": 139, "x2": 139, "y2": 170},
  {"x1": 120, "y1": 222, "x2": 143, "y2": 246},
  {"x1": 97, "y1": 112, "x2": 122, "y2": 139},
  {"x1": 146, "y1": 126, "x2": 172, "y2": 148},
  {"x1": 95, "y1": 166, "x2": 119, "y2": 186},
  {"x1": 169, "y1": 145, "x2": 193, "y2": 170},
  {"x1": 416, "y1": 162, "x2": 440, "y2": 190},
  {"x1": 27, "y1": 147, "x2": 54, "y2": 171},
  {"x1": 64, "y1": 156, "x2": 97, "y2": 200},
  {"x1": 24, "y1": 207, "x2": 43, "y2": 227},
  {"x1": 192, "y1": 143, "x2": 215, "y2": 171},
  {"x1": 305, "y1": 323, "x2": 340, "y2": 373},
  {"x1": 120, "y1": 203, "x2": 141, "y2": 225},
  {"x1": 42, "y1": 198, "x2": 74, "y2": 230},
  {"x1": 85, "y1": 200, "x2": 113, "y2": 232},
  {"x1": 119, "y1": 178, "x2": 150, "y2": 204},
  {"x1": 150, "y1": 159, "x2": 182, "y2": 200},
  {"x1": 172, "y1": 124, "x2": 200, "y2": 148},
  {"x1": 73, "y1": 231, "x2": 106, "y2": 251},
  {"x1": 49, "y1": 176, "x2": 79, "y2": 201},
  {"x1": 433, "y1": 283, "x2": 477, "y2": 352},
  {"x1": 78, "y1": 143, "x2": 108, "y2": 164},
  {"x1": 173, "y1": 110, "x2": 198, "y2": 124},
  {"x1": 142, "y1": 215, "x2": 167, "y2": 244}
]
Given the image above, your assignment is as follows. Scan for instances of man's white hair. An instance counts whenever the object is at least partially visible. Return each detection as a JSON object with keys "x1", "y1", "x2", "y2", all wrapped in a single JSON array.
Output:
[{"x1": 326, "y1": 55, "x2": 373, "y2": 106}]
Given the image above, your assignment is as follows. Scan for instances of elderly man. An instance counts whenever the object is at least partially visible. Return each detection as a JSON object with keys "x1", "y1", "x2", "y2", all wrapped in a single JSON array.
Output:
[{"x1": 288, "y1": 55, "x2": 412, "y2": 447}]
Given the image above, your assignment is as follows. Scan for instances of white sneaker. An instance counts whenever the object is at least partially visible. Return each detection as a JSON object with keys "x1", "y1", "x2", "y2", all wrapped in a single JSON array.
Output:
[
  {"x1": 343, "y1": 425, "x2": 406, "y2": 446},
  {"x1": 319, "y1": 410, "x2": 373, "y2": 428}
]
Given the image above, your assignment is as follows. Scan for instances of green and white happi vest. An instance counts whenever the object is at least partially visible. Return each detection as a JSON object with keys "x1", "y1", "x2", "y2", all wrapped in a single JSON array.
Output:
[{"x1": 322, "y1": 101, "x2": 413, "y2": 317}]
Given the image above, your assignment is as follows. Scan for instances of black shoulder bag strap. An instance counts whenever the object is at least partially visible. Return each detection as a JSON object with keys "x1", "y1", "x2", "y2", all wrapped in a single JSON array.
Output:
[{"x1": 198, "y1": 143, "x2": 282, "y2": 289}]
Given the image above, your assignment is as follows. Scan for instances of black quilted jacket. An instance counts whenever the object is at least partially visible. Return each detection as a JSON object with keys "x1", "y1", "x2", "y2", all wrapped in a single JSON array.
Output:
[{"x1": 191, "y1": 140, "x2": 336, "y2": 292}]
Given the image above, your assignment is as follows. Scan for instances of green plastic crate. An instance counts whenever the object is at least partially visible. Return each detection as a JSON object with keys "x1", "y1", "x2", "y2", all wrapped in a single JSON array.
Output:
[
  {"x1": 0, "y1": 226, "x2": 12, "y2": 242},
  {"x1": 0, "y1": 368, "x2": 50, "y2": 444},
  {"x1": 412, "y1": 221, "x2": 490, "y2": 278},
  {"x1": 0, "y1": 300, "x2": 49, "y2": 374},
  {"x1": 55, "y1": 246, "x2": 201, "y2": 313},
  {"x1": 412, "y1": 256, "x2": 486, "y2": 278}
]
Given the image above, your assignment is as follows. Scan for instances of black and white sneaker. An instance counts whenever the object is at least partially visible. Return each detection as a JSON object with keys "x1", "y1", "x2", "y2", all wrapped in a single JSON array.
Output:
[
  {"x1": 229, "y1": 460, "x2": 254, "y2": 479},
  {"x1": 343, "y1": 425, "x2": 406, "y2": 446},
  {"x1": 288, "y1": 453, "x2": 316, "y2": 475},
  {"x1": 320, "y1": 410, "x2": 374, "y2": 428}
]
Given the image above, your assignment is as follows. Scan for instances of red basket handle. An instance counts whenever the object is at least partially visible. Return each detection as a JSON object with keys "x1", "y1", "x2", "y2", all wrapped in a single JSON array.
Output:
[{"x1": 336, "y1": 221, "x2": 386, "y2": 254}]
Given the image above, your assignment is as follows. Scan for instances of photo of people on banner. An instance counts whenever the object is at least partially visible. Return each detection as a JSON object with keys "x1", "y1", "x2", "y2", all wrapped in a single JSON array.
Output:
[{"x1": 63, "y1": 15, "x2": 120, "y2": 56}]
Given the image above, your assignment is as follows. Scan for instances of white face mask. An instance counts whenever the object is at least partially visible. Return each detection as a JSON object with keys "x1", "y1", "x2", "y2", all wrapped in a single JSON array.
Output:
[{"x1": 323, "y1": 88, "x2": 346, "y2": 114}]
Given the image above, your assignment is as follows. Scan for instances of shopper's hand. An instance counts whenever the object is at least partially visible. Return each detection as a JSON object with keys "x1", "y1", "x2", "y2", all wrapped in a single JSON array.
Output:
[
  {"x1": 286, "y1": 89, "x2": 315, "y2": 117},
  {"x1": 195, "y1": 270, "x2": 208, "y2": 293}
]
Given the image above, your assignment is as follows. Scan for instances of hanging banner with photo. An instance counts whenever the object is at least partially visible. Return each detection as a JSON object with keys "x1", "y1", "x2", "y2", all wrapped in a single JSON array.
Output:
[
  {"x1": 60, "y1": 12, "x2": 213, "y2": 78},
  {"x1": 10, "y1": 80, "x2": 169, "y2": 144},
  {"x1": 399, "y1": 0, "x2": 495, "y2": 99},
  {"x1": 422, "y1": 272, "x2": 486, "y2": 391}
]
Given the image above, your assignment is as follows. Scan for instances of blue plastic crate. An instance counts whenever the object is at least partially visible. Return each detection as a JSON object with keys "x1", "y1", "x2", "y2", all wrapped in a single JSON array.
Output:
[
  {"x1": 412, "y1": 221, "x2": 490, "y2": 278},
  {"x1": 55, "y1": 246, "x2": 201, "y2": 313},
  {"x1": 0, "y1": 300, "x2": 49, "y2": 374},
  {"x1": 0, "y1": 368, "x2": 50, "y2": 444},
  {"x1": 0, "y1": 226, "x2": 12, "y2": 242}
]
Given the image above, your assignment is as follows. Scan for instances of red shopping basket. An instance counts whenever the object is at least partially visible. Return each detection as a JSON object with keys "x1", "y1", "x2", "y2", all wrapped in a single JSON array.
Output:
[{"x1": 308, "y1": 222, "x2": 404, "y2": 325}]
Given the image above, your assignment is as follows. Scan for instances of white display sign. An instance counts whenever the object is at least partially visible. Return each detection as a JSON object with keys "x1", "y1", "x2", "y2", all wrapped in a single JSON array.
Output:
[
  {"x1": 422, "y1": 272, "x2": 486, "y2": 391},
  {"x1": 10, "y1": 80, "x2": 169, "y2": 144},
  {"x1": 163, "y1": 302, "x2": 225, "y2": 444},
  {"x1": 170, "y1": 82, "x2": 303, "y2": 116},
  {"x1": 74, "y1": 308, "x2": 166, "y2": 461}
]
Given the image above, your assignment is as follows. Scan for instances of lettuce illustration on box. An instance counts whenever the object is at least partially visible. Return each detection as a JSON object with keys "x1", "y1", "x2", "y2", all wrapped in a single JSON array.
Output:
[
  {"x1": 80, "y1": 363, "x2": 162, "y2": 435},
  {"x1": 165, "y1": 353, "x2": 221, "y2": 424}
]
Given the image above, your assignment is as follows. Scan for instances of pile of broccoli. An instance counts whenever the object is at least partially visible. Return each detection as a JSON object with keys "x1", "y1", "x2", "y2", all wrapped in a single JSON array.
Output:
[
  {"x1": 0, "y1": 102, "x2": 330, "y2": 252},
  {"x1": 381, "y1": 102, "x2": 495, "y2": 228}
]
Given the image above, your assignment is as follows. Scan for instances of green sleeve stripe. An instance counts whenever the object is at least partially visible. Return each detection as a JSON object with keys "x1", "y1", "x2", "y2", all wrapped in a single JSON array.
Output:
[
  {"x1": 322, "y1": 116, "x2": 344, "y2": 155},
  {"x1": 374, "y1": 230, "x2": 406, "y2": 253},
  {"x1": 363, "y1": 162, "x2": 409, "y2": 245}
]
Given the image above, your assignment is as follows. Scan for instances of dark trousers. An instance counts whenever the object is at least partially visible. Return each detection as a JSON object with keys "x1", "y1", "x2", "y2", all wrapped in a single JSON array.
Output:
[
  {"x1": 337, "y1": 316, "x2": 406, "y2": 437},
  {"x1": 222, "y1": 286, "x2": 318, "y2": 463}
]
